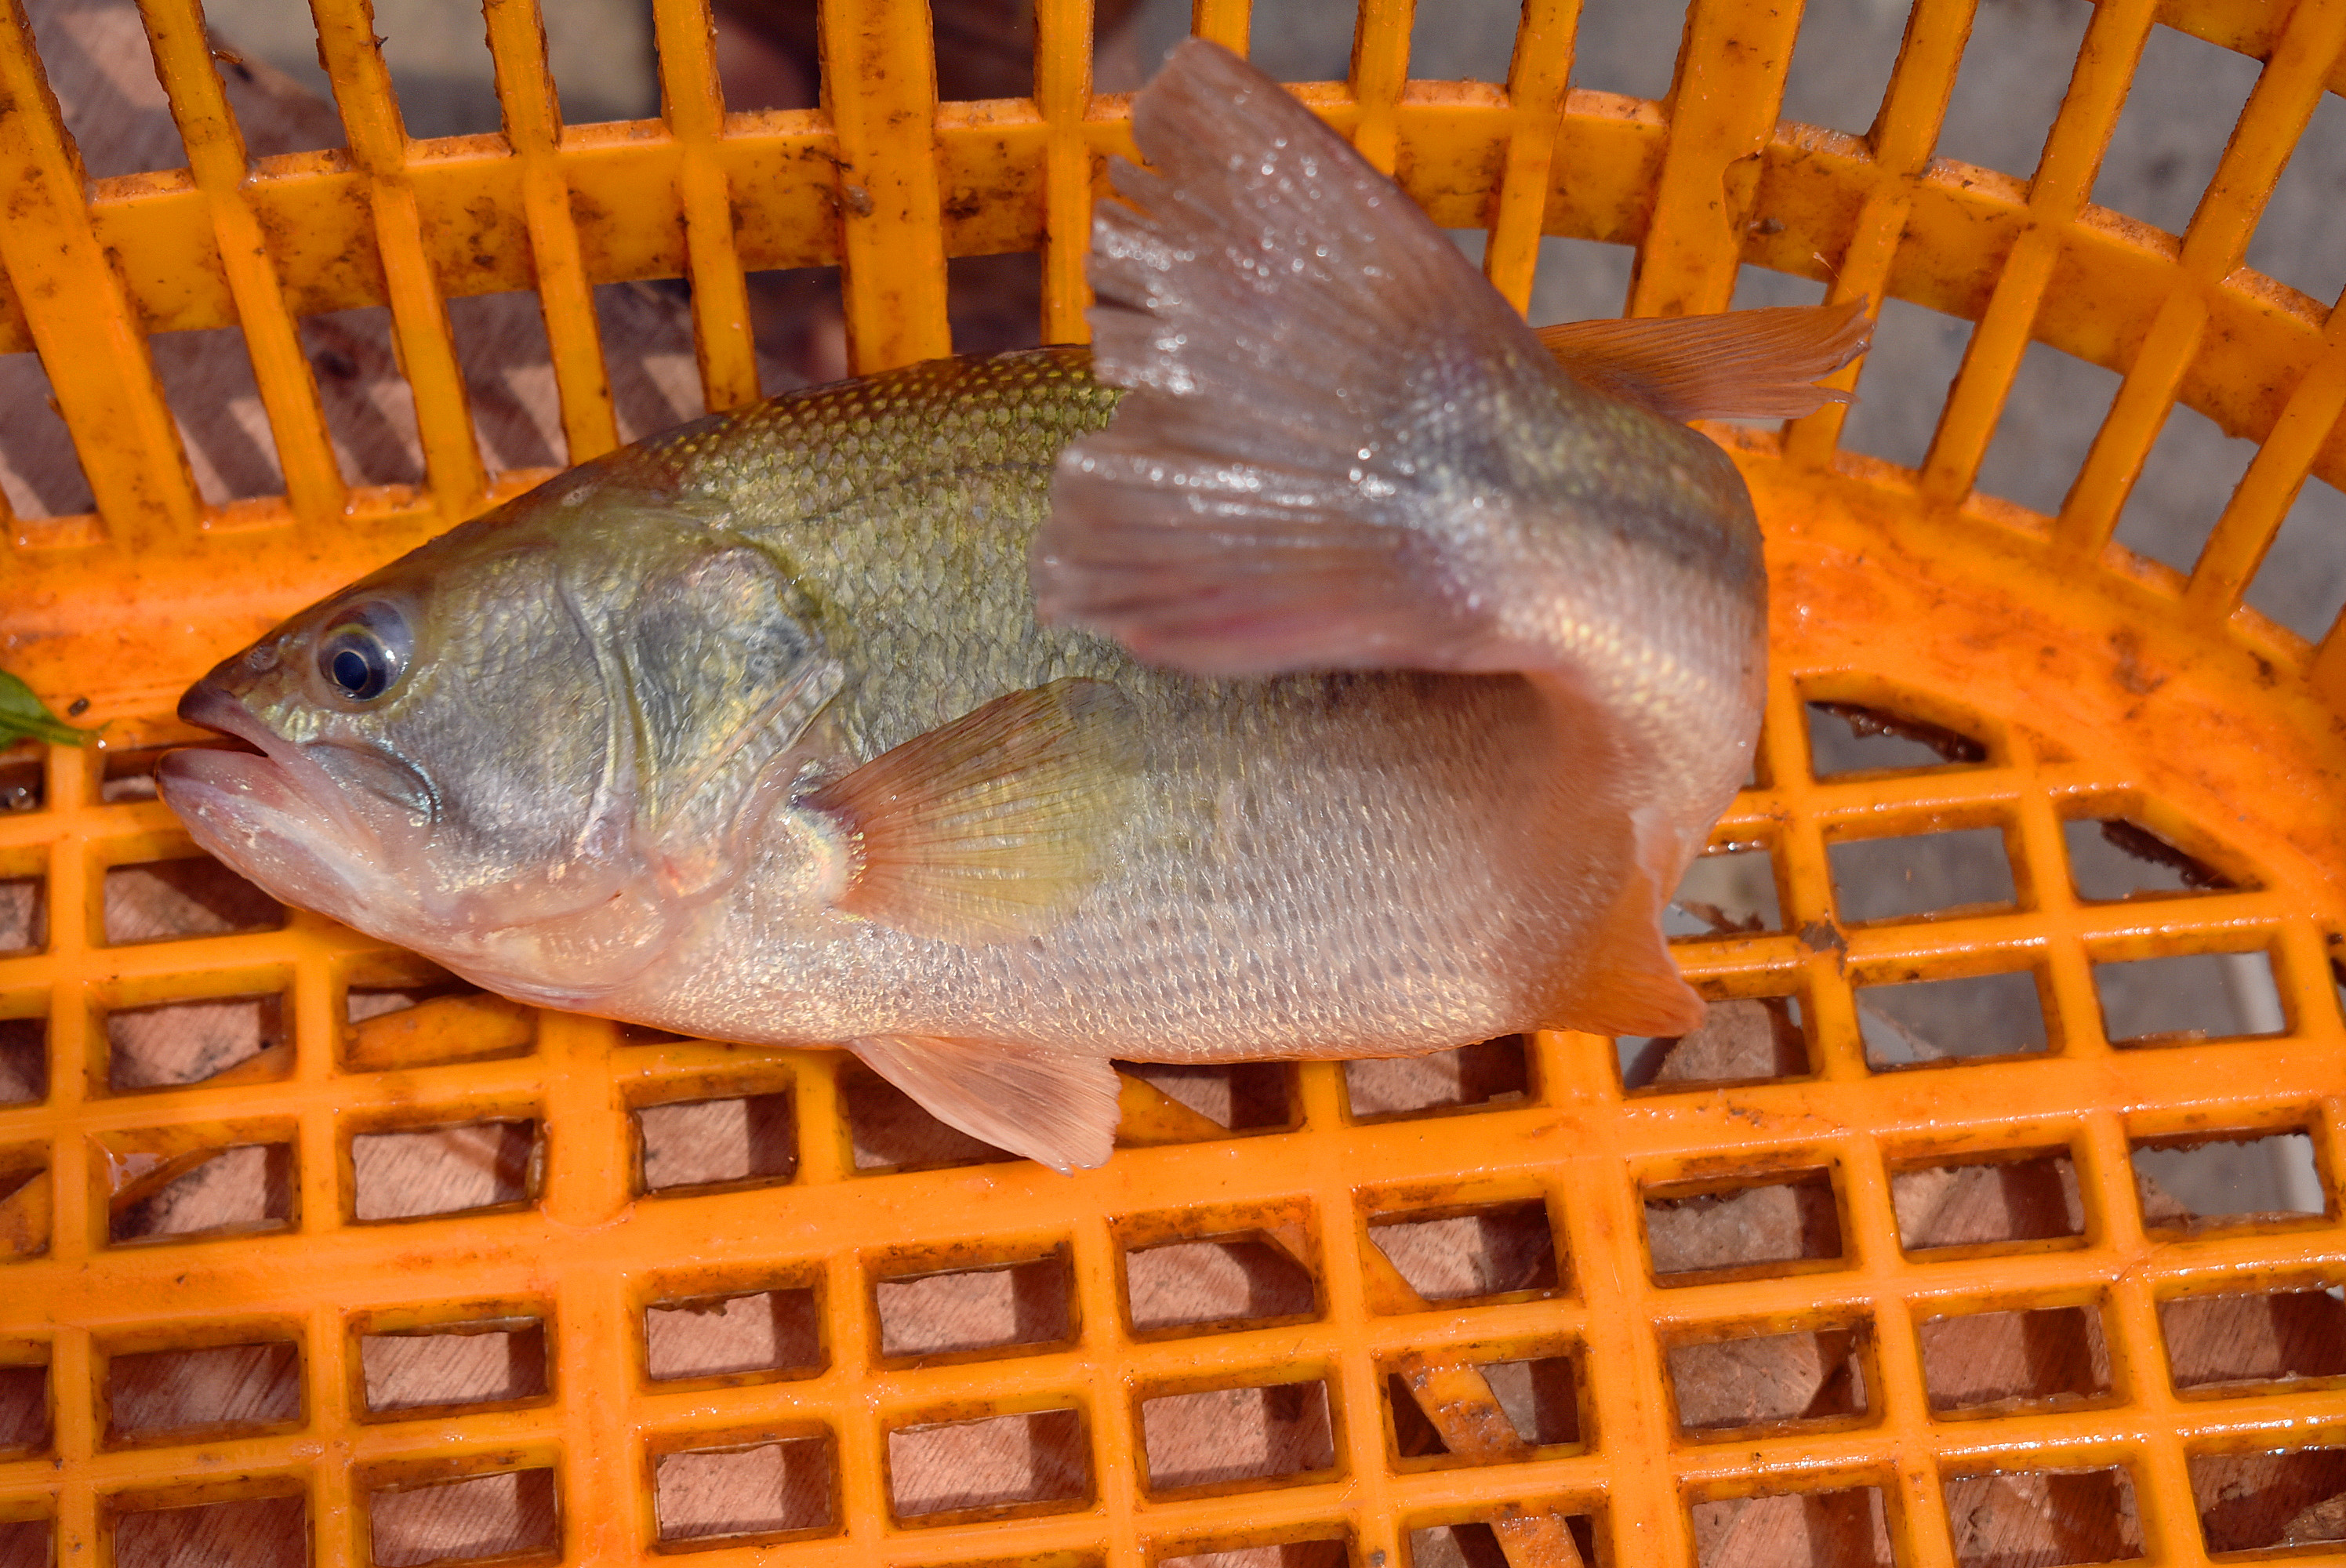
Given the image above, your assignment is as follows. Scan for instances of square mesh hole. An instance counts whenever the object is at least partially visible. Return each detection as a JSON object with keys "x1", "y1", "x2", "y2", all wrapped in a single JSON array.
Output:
[
  {"x1": 1645, "y1": 1169, "x2": 1844, "y2": 1284},
  {"x1": 299, "y1": 307, "x2": 426, "y2": 488},
  {"x1": 944, "y1": 252, "x2": 1044, "y2": 358},
  {"x1": 359, "y1": 1319, "x2": 549, "y2": 1417},
  {"x1": 2247, "y1": 474, "x2": 2346, "y2": 643},
  {"x1": 152, "y1": 325, "x2": 287, "y2": 504},
  {"x1": 2115, "y1": 401, "x2": 2260, "y2": 579},
  {"x1": 1918, "y1": 1303, "x2": 2113, "y2": 1415},
  {"x1": 104, "y1": 1340, "x2": 300, "y2": 1445},
  {"x1": 0, "y1": 746, "x2": 41, "y2": 814},
  {"x1": 1858, "y1": 968, "x2": 2048, "y2": 1068},
  {"x1": 1977, "y1": 341, "x2": 2123, "y2": 521},
  {"x1": 1620, "y1": 995, "x2": 1809, "y2": 1091},
  {"x1": 654, "y1": 1433, "x2": 834, "y2": 1547},
  {"x1": 1409, "y1": 1514, "x2": 1599, "y2": 1568},
  {"x1": 2093, "y1": 20, "x2": 2264, "y2": 238},
  {"x1": 2248, "y1": 76, "x2": 2346, "y2": 305},
  {"x1": 0, "y1": 1148, "x2": 47, "y2": 1261},
  {"x1": 1126, "y1": 1233, "x2": 1317, "y2": 1337},
  {"x1": 1779, "y1": 0, "x2": 1904, "y2": 135},
  {"x1": 0, "y1": 1018, "x2": 46, "y2": 1105},
  {"x1": 96, "y1": 750, "x2": 169, "y2": 804},
  {"x1": 444, "y1": 295, "x2": 564, "y2": 474},
  {"x1": 1807, "y1": 701, "x2": 1987, "y2": 775},
  {"x1": 110, "y1": 1142, "x2": 293, "y2": 1244},
  {"x1": 114, "y1": 1494, "x2": 305, "y2": 1568},
  {"x1": 1527, "y1": 230, "x2": 1633, "y2": 328},
  {"x1": 351, "y1": 1120, "x2": 539, "y2": 1222},
  {"x1": 1385, "y1": 1350, "x2": 1581, "y2": 1462},
  {"x1": 2188, "y1": 1447, "x2": 2346, "y2": 1552},
  {"x1": 2065, "y1": 816, "x2": 2236, "y2": 900},
  {"x1": 1161, "y1": 1536, "x2": 1350, "y2": 1568},
  {"x1": 1408, "y1": 1515, "x2": 1598, "y2": 1568},
  {"x1": 1343, "y1": 1036, "x2": 1530, "y2": 1121},
  {"x1": 2134, "y1": 1131, "x2": 2328, "y2": 1231},
  {"x1": 645, "y1": 1286, "x2": 823, "y2": 1385},
  {"x1": 1839, "y1": 299, "x2": 1977, "y2": 472},
  {"x1": 1117, "y1": 1061, "x2": 1296, "y2": 1142},
  {"x1": 841, "y1": 1063, "x2": 1013, "y2": 1173},
  {"x1": 0, "y1": 1519, "x2": 46, "y2": 1568},
  {"x1": 636, "y1": 1091, "x2": 796, "y2": 1195},
  {"x1": 1891, "y1": 1149, "x2": 2086, "y2": 1254},
  {"x1": 343, "y1": 983, "x2": 534, "y2": 1072},
  {"x1": 1141, "y1": 1379, "x2": 1338, "y2": 1494},
  {"x1": 368, "y1": 1469, "x2": 559, "y2": 1568},
  {"x1": 2162, "y1": 1285, "x2": 2346, "y2": 1393},
  {"x1": 1943, "y1": 1468, "x2": 2143, "y2": 1567},
  {"x1": 1668, "y1": 1323, "x2": 1870, "y2": 1436},
  {"x1": 106, "y1": 993, "x2": 288, "y2": 1093},
  {"x1": 886, "y1": 1408, "x2": 1090, "y2": 1522},
  {"x1": 2095, "y1": 949, "x2": 2282, "y2": 1045},
  {"x1": 0, "y1": 876, "x2": 41, "y2": 956},
  {"x1": 1665, "y1": 847, "x2": 1781, "y2": 937},
  {"x1": 0, "y1": 1362, "x2": 49, "y2": 1456},
  {"x1": 1691, "y1": 1486, "x2": 1894, "y2": 1568},
  {"x1": 875, "y1": 1251, "x2": 1073, "y2": 1362},
  {"x1": 0, "y1": 351, "x2": 95, "y2": 521},
  {"x1": 101, "y1": 858, "x2": 283, "y2": 946},
  {"x1": 1365, "y1": 1199, "x2": 1560, "y2": 1307},
  {"x1": 1829, "y1": 828, "x2": 2015, "y2": 924}
]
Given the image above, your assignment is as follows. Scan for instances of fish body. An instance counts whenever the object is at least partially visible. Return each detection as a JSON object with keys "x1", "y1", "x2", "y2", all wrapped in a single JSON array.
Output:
[{"x1": 159, "y1": 42, "x2": 1863, "y2": 1170}]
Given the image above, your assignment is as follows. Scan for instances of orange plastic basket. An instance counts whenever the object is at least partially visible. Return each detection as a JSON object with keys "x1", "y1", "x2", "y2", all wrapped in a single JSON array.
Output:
[{"x1": 3, "y1": 0, "x2": 2345, "y2": 1564}]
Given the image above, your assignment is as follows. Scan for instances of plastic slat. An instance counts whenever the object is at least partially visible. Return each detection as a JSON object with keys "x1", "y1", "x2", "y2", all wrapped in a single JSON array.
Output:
[
  {"x1": 482, "y1": 0, "x2": 622, "y2": 463},
  {"x1": 818, "y1": 0, "x2": 953, "y2": 374},
  {"x1": 0, "y1": 0, "x2": 201, "y2": 550},
  {"x1": 136, "y1": 0, "x2": 347, "y2": 526}
]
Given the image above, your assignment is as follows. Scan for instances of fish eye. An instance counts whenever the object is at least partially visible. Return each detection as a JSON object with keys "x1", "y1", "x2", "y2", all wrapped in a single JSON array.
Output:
[{"x1": 315, "y1": 602, "x2": 412, "y2": 703}]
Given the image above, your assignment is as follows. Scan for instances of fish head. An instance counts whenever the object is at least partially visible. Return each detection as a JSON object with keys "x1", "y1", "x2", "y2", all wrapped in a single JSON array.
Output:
[{"x1": 159, "y1": 466, "x2": 842, "y2": 1006}]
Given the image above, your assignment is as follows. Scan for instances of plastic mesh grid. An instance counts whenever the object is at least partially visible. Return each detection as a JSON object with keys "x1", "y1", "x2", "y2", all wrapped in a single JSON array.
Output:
[{"x1": 3, "y1": 0, "x2": 2346, "y2": 1564}]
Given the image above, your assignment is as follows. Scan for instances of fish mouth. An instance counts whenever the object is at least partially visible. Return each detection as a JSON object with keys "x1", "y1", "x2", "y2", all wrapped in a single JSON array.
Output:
[{"x1": 158, "y1": 681, "x2": 396, "y2": 926}]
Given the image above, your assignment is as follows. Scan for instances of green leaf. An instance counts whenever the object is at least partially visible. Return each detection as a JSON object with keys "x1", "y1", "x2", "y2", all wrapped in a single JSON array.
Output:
[{"x1": 0, "y1": 670, "x2": 97, "y2": 747}]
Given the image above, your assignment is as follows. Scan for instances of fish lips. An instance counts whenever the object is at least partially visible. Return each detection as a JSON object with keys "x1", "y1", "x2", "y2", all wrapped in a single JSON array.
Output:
[{"x1": 158, "y1": 682, "x2": 405, "y2": 928}]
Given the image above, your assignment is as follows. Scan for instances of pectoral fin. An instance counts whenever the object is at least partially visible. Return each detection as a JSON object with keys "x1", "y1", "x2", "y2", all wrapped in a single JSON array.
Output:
[
  {"x1": 852, "y1": 1033, "x2": 1121, "y2": 1172},
  {"x1": 1534, "y1": 298, "x2": 1872, "y2": 423},
  {"x1": 805, "y1": 679, "x2": 1140, "y2": 944}
]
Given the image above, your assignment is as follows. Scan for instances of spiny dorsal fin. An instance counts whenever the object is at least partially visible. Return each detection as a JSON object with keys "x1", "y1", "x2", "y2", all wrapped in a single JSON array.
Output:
[
  {"x1": 804, "y1": 678, "x2": 1140, "y2": 945},
  {"x1": 1534, "y1": 298, "x2": 1872, "y2": 423},
  {"x1": 852, "y1": 1033, "x2": 1121, "y2": 1172}
]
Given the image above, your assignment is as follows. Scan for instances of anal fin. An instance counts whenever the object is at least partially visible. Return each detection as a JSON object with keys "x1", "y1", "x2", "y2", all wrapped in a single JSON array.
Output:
[
  {"x1": 1551, "y1": 808, "x2": 1705, "y2": 1038},
  {"x1": 852, "y1": 1034, "x2": 1121, "y2": 1173}
]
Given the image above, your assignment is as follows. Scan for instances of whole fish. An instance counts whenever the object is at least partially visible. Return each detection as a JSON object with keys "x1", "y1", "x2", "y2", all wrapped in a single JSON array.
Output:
[{"x1": 158, "y1": 42, "x2": 1864, "y2": 1171}]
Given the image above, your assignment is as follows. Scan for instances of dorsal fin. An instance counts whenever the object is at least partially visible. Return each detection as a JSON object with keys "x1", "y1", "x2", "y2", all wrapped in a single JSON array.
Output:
[{"x1": 1534, "y1": 298, "x2": 1871, "y2": 423}]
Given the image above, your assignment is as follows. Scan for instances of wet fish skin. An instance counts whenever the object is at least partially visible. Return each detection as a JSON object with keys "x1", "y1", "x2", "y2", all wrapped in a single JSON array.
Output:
[{"x1": 158, "y1": 42, "x2": 1865, "y2": 1172}]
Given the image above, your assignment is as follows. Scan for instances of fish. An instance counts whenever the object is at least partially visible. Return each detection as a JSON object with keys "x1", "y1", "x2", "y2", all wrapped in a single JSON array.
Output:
[{"x1": 157, "y1": 40, "x2": 1867, "y2": 1173}]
